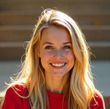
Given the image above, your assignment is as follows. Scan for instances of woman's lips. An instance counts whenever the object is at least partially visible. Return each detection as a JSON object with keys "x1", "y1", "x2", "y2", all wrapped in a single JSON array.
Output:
[{"x1": 50, "y1": 63, "x2": 66, "y2": 67}]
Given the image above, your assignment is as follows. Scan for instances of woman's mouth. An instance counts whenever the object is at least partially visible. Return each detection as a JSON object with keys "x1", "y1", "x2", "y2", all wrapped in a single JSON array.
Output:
[{"x1": 50, "y1": 63, "x2": 66, "y2": 67}]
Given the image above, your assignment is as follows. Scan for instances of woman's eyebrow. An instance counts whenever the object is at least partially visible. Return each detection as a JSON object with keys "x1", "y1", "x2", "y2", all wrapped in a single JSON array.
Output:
[
  {"x1": 43, "y1": 41, "x2": 71, "y2": 45},
  {"x1": 63, "y1": 42, "x2": 71, "y2": 45},
  {"x1": 43, "y1": 42, "x2": 53, "y2": 45}
]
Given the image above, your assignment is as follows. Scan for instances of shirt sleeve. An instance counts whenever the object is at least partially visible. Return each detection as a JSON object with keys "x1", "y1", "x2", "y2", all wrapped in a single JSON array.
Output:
[
  {"x1": 89, "y1": 90, "x2": 105, "y2": 109},
  {"x1": 2, "y1": 87, "x2": 23, "y2": 109}
]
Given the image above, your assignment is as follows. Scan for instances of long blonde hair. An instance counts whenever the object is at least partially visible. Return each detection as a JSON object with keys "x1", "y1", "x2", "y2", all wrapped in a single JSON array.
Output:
[{"x1": 2, "y1": 9, "x2": 95, "y2": 109}]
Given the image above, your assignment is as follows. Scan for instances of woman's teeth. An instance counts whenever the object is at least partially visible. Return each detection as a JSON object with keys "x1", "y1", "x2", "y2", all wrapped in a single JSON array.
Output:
[{"x1": 50, "y1": 63, "x2": 65, "y2": 67}]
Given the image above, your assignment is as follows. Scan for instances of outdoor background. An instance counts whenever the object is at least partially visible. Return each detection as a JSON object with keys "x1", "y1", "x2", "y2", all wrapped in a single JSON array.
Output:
[{"x1": 0, "y1": 0, "x2": 110, "y2": 108}]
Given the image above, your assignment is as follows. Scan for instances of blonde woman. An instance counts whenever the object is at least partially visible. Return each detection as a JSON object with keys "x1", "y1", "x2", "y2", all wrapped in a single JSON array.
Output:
[{"x1": 1, "y1": 9, "x2": 105, "y2": 109}]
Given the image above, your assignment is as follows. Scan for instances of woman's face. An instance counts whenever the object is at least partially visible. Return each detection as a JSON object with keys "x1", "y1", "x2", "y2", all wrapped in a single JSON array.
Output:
[{"x1": 38, "y1": 25, "x2": 75, "y2": 78}]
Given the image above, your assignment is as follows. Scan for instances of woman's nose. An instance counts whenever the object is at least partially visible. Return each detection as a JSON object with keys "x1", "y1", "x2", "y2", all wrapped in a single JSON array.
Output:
[{"x1": 53, "y1": 49, "x2": 64, "y2": 57}]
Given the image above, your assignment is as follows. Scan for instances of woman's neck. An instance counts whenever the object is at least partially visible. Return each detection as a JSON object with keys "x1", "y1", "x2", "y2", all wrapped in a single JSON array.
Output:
[{"x1": 45, "y1": 73, "x2": 69, "y2": 93}]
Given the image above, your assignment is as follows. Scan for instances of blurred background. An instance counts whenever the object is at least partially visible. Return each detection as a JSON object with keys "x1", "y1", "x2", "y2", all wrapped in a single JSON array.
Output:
[{"x1": 0, "y1": 0, "x2": 110, "y2": 108}]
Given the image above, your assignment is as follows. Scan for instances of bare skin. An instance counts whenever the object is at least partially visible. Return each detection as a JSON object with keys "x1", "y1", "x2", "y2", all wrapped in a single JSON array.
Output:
[{"x1": 38, "y1": 25, "x2": 75, "y2": 93}]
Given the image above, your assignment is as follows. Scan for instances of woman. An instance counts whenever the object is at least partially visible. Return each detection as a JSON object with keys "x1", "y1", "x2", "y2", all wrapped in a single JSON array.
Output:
[{"x1": 1, "y1": 9, "x2": 105, "y2": 109}]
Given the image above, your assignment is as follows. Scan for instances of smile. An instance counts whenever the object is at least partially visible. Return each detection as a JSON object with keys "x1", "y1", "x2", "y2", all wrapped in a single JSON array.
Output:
[{"x1": 50, "y1": 63, "x2": 66, "y2": 67}]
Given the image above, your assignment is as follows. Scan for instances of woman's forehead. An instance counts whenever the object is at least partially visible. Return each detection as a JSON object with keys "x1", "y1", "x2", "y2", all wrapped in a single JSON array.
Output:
[{"x1": 40, "y1": 25, "x2": 71, "y2": 44}]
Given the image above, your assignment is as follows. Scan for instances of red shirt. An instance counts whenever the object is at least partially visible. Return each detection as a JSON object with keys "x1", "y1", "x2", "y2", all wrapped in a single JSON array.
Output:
[{"x1": 2, "y1": 84, "x2": 105, "y2": 109}]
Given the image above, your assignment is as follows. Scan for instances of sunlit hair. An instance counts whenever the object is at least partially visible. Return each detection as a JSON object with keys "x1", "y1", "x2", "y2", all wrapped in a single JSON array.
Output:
[{"x1": 3, "y1": 9, "x2": 95, "y2": 109}]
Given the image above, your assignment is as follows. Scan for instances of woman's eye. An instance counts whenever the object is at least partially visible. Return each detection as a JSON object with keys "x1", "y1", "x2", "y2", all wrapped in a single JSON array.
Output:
[
  {"x1": 44, "y1": 45, "x2": 54, "y2": 50},
  {"x1": 63, "y1": 45, "x2": 72, "y2": 49}
]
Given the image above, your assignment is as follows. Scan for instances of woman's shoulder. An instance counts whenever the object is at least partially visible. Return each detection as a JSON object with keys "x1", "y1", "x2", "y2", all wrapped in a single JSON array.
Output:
[
  {"x1": 89, "y1": 90, "x2": 105, "y2": 109},
  {"x1": 5, "y1": 83, "x2": 28, "y2": 98},
  {"x1": 1, "y1": 83, "x2": 31, "y2": 109}
]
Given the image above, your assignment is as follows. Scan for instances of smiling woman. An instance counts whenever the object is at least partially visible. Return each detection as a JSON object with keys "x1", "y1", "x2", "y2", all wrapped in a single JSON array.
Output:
[
  {"x1": 1, "y1": 9, "x2": 105, "y2": 109},
  {"x1": 38, "y1": 25, "x2": 74, "y2": 93}
]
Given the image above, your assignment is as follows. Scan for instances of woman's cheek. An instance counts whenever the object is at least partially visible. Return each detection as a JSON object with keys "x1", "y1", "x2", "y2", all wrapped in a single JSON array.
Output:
[
  {"x1": 65, "y1": 51, "x2": 75, "y2": 62},
  {"x1": 65, "y1": 50, "x2": 74, "y2": 56},
  {"x1": 41, "y1": 51, "x2": 53, "y2": 62}
]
